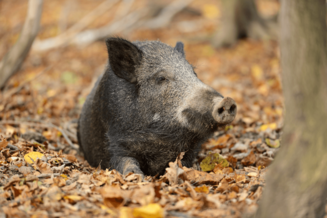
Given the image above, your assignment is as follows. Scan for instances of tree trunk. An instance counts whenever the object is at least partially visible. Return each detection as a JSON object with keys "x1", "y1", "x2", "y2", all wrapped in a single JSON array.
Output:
[
  {"x1": 254, "y1": 0, "x2": 327, "y2": 217},
  {"x1": 0, "y1": 0, "x2": 43, "y2": 89},
  {"x1": 212, "y1": 0, "x2": 277, "y2": 48}
]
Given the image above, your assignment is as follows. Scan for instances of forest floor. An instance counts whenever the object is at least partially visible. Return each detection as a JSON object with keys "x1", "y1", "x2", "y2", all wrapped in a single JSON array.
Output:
[{"x1": 0, "y1": 0, "x2": 282, "y2": 217}]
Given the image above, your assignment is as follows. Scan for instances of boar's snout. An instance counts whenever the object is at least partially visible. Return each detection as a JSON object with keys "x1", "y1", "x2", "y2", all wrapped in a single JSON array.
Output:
[{"x1": 212, "y1": 97, "x2": 237, "y2": 125}]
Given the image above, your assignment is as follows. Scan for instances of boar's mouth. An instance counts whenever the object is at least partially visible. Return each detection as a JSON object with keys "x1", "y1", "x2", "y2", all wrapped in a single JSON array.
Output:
[{"x1": 181, "y1": 108, "x2": 219, "y2": 133}]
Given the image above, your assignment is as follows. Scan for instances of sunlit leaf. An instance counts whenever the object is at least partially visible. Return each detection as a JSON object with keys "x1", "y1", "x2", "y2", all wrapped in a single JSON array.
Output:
[
  {"x1": 202, "y1": 4, "x2": 220, "y2": 19},
  {"x1": 194, "y1": 185, "x2": 209, "y2": 194},
  {"x1": 200, "y1": 153, "x2": 229, "y2": 172},
  {"x1": 132, "y1": 203, "x2": 164, "y2": 218},
  {"x1": 260, "y1": 123, "x2": 277, "y2": 131},
  {"x1": 24, "y1": 152, "x2": 44, "y2": 164},
  {"x1": 265, "y1": 138, "x2": 280, "y2": 148}
]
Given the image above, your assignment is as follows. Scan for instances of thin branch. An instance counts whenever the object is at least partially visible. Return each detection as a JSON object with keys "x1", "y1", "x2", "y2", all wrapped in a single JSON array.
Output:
[
  {"x1": 142, "y1": 0, "x2": 195, "y2": 29},
  {"x1": 1, "y1": 65, "x2": 52, "y2": 101},
  {"x1": 0, "y1": 0, "x2": 43, "y2": 89},
  {"x1": 32, "y1": 0, "x2": 120, "y2": 51},
  {"x1": 31, "y1": 0, "x2": 193, "y2": 50}
]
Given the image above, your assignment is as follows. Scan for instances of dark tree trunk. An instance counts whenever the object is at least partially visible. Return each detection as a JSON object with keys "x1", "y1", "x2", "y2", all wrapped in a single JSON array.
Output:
[
  {"x1": 212, "y1": 0, "x2": 277, "y2": 48},
  {"x1": 254, "y1": 0, "x2": 327, "y2": 217}
]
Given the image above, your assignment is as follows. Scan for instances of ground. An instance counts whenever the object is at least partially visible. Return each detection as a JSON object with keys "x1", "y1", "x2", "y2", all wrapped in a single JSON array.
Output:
[{"x1": 0, "y1": 0, "x2": 283, "y2": 217}]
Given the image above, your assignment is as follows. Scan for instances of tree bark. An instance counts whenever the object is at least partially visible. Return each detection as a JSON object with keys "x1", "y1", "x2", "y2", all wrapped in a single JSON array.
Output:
[
  {"x1": 212, "y1": 0, "x2": 277, "y2": 48},
  {"x1": 254, "y1": 0, "x2": 327, "y2": 217},
  {"x1": 0, "y1": 0, "x2": 43, "y2": 89}
]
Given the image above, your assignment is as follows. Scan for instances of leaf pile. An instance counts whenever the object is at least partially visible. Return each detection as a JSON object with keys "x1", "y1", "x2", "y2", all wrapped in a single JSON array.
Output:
[{"x1": 0, "y1": 0, "x2": 283, "y2": 217}]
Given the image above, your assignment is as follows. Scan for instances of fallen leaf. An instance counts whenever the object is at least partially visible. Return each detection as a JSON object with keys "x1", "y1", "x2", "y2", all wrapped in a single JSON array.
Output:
[
  {"x1": 260, "y1": 123, "x2": 277, "y2": 132},
  {"x1": 34, "y1": 159, "x2": 52, "y2": 173},
  {"x1": 216, "y1": 178, "x2": 228, "y2": 193},
  {"x1": 251, "y1": 65, "x2": 263, "y2": 81},
  {"x1": 181, "y1": 168, "x2": 224, "y2": 185},
  {"x1": 64, "y1": 195, "x2": 84, "y2": 202},
  {"x1": 202, "y1": 4, "x2": 220, "y2": 19},
  {"x1": 241, "y1": 151, "x2": 256, "y2": 166},
  {"x1": 24, "y1": 152, "x2": 44, "y2": 164},
  {"x1": 265, "y1": 138, "x2": 280, "y2": 148},
  {"x1": 18, "y1": 166, "x2": 33, "y2": 176},
  {"x1": 100, "y1": 205, "x2": 117, "y2": 216},
  {"x1": 164, "y1": 152, "x2": 185, "y2": 185},
  {"x1": 227, "y1": 191, "x2": 237, "y2": 199},
  {"x1": 194, "y1": 185, "x2": 210, "y2": 194},
  {"x1": 101, "y1": 186, "x2": 126, "y2": 208},
  {"x1": 0, "y1": 138, "x2": 8, "y2": 150},
  {"x1": 200, "y1": 153, "x2": 229, "y2": 172},
  {"x1": 247, "y1": 172, "x2": 258, "y2": 177},
  {"x1": 45, "y1": 185, "x2": 62, "y2": 201},
  {"x1": 132, "y1": 203, "x2": 164, "y2": 218}
]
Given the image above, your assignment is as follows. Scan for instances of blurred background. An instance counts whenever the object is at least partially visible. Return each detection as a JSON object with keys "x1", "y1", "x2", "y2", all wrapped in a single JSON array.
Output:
[{"x1": 0, "y1": 0, "x2": 282, "y2": 149}]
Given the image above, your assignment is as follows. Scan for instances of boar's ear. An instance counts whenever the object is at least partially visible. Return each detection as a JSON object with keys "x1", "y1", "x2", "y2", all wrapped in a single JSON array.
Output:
[
  {"x1": 106, "y1": 37, "x2": 143, "y2": 83},
  {"x1": 174, "y1": 42, "x2": 185, "y2": 57}
]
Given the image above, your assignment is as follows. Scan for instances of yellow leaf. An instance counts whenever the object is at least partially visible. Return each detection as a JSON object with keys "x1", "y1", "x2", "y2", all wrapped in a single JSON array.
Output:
[
  {"x1": 132, "y1": 203, "x2": 164, "y2": 218},
  {"x1": 60, "y1": 174, "x2": 68, "y2": 180},
  {"x1": 24, "y1": 152, "x2": 44, "y2": 164},
  {"x1": 258, "y1": 84, "x2": 268, "y2": 96},
  {"x1": 120, "y1": 207, "x2": 133, "y2": 218},
  {"x1": 100, "y1": 205, "x2": 117, "y2": 216},
  {"x1": 260, "y1": 123, "x2": 277, "y2": 132},
  {"x1": 251, "y1": 65, "x2": 263, "y2": 81},
  {"x1": 47, "y1": 89, "x2": 57, "y2": 97},
  {"x1": 202, "y1": 4, "x2": 220, "y2": 19},
  {"x1": 194, "y1": 186, "x2": 209, "y2": 194},
  {"x1": 265, "y1": 138, "x2": 280, "y2": 148},
  {"x1": 64, "y1": 195, "x2": 84, "y2": 202}
]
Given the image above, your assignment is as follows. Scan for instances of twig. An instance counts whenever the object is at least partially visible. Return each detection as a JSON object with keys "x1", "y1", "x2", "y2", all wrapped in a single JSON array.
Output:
[
  {"x1": 0, "y1": 120, "x2": 79, "y2": 150},
  {"x1": 1, "y1": 65, "x2": 52, "y2": 102},
  {"x1": 71, "y1": 6, "x2": 147, "y2": 45}
]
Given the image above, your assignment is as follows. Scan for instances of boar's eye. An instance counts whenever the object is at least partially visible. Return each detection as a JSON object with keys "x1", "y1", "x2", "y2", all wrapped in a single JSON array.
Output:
[{"x1": 156, "y1": 76, "x2": 167, "y2": 84}]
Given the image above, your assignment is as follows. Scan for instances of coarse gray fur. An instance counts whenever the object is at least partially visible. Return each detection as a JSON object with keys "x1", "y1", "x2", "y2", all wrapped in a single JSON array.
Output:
[{"x1": 78, "y1": 37, "x2": 236, "y2": 176}]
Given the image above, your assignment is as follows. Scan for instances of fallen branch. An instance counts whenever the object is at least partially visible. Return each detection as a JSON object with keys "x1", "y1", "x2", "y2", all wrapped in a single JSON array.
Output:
[{"x1": 0, "y1": 0, "x2": 43, "y2": 89}]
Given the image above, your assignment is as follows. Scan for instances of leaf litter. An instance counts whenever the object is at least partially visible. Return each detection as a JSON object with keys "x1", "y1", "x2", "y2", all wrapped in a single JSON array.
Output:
[{"x1": 0, "y1": 0, "x2": 284, "y2": 217}]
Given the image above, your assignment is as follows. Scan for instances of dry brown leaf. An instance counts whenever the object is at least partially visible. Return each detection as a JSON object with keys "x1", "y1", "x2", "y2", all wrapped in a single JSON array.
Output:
[
  {"x1": 194, "y1": 185, "x2": 210, "y2": 194},
  {"x1": 216, "y1": 178, "x2": 228, "y2": 193},
  {"x1": 228, "y1": 191, "x2": 237, "y2": 199},
  {"x1": 241, "y1": 151, "x2": 256, "y2": 166},
  {"x1": 100, "y1": 186, "x2": 127, "y2": 208},
  {"x1": 4, "y1": 175, "x2": 20, "y2": 189},
  {"x1": 130, "y1": 184, "x2": 155, "y2": 206},
  {"x1": 18, "y1": 166, "x2": 33, "y2": 176},
  {"x1": 45, "y1": 185, "x2": 63, "y2": 201},
  {"x1": 164, "y1": 152, "x2": 185, "y2": 185},
  {"x1": 34, "y1": 159, "x2": 52, "y2": 173},
  {"x1": 0, "y1": 138, "x2": 8, "y2": 150},
  {"x1": 181, "y1": 168, "x2": 224, "y2": 185}
]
